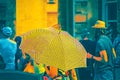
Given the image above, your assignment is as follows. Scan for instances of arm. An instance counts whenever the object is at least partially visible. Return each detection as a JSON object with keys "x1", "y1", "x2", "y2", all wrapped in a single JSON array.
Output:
[
  {"x1": 87, "y1": 50, "x2": 108, "y2": 62},
  {"x1": 87, "y1": 53, "x2": 102, "y2": 61}
]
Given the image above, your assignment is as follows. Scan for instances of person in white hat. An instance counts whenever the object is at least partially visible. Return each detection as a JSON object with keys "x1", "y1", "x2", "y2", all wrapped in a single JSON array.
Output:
[
  {"x1": 0, "y1": 26, "x2": 17, "y2": 70},
  {"x1": 87, "y1": 20, "x2": 116, "y2": 80}
]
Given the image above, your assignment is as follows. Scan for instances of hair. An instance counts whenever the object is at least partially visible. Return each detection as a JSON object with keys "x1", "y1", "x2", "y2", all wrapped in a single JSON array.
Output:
[
  {"x1": 95, "y1": 28, "x2": 106, "y2": 41},
  {"x1": 100, "y1": 28, "x2": 106, "y2": 35},
  {"x1": 81, "y1": 32, "x2": 89, "y2": 39},
  {"x1": 14, "y1": 36, "x2": 22, "y2": 46}
]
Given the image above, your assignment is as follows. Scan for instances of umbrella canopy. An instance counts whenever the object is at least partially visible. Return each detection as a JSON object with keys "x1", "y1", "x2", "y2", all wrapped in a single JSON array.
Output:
[{"x1": 20, "y1": 27, "x2": 87, "y2": 71}]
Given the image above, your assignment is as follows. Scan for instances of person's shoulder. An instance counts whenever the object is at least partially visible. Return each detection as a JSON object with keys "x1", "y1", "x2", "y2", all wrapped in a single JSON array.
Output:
[{"x1": 9, "y1": 39, "x2": 17, "y2": 44}]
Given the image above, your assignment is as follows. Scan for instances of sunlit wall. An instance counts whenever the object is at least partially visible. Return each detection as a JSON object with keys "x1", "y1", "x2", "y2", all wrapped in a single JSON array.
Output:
[{"x1": 16, "y1": 0, "x2": 58, "y2": 36}]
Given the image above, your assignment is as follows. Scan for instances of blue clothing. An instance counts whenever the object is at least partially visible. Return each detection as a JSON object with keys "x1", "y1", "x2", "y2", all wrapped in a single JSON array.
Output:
[
  {"x1": 113, "y1": 34, "x2": 120, "y2": 56},
  {"x1": 15, "y1": 48, "x2": 22, "y2": 70},
  {"x1": 94, "y1": 35, "x2": 115, "y2": 80},
  {"x1": 18, "y1": 57, "x2": 27, "y2": 71},
  {"x1": 78, "y1": 40, "x2": 96, "y2": 80},
  {"x1": 0, "y1": 38, "x2": 17, "y2": 70},
  {"x1": 80, "y1": 40, "x2": 96, "y2": 67},
  {"x1": 14, "y1": 36, "x2": 23, "y2": 70},
  {"x1": 94, "y1": 69, "x2": 113, "y2": 80},
  {"x1": 18, "y1": 53, "x2": 31, "y2": 71},
  {"x1": 113, "y1": 34, "x2": 120, "y2": 66}
]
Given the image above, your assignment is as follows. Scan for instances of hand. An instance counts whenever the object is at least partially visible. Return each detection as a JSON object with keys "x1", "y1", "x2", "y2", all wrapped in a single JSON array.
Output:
[{"x1": 87, "y1": 53, "x2": 93, "y2": 59}]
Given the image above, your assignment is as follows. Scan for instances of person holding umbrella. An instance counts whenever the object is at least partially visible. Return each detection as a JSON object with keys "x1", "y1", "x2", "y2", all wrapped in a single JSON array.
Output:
[
  {"x1": 44, "y1": 24, "x2": 78, "y2": 80},
  {"x1": 87, "y1": 20, "x2": 116, "y2": 80},
  {"x1": 20, "y1": 24, "x2": 87, "y2": 79},
  {"x1": 78, "y1": 28, "x2": 96, "y2": 80},
  {"x1": 51, "y1": 24, "x2": 78, "y2": 80}
]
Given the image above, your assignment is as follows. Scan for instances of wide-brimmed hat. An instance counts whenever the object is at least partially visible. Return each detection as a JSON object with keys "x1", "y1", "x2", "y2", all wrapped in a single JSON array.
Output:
[
  {"x1": 92, "y1": 20, "x2": 106, "y2": 29},
  {"x1": 2, "y1": 27, "x2": 12, "y2": 37}
]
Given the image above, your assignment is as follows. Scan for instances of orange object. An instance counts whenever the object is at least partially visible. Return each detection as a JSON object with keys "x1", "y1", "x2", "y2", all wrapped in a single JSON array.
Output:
[
  {"x1": 71, "y1": 69, "x2": 77, "y2": 80},
  {"x1": 45, "y1": 66, "x2": 58, "y2": 78},
  {"x1": 24, "y1": 62, "x2": 34, "y2": 73}
]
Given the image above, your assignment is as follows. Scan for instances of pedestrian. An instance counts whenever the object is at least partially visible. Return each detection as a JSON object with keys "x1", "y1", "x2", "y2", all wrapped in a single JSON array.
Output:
[
  {"x1": 113, "y1": 32, "x2": 120, "y2": 67},
  {"x1": 0, "y1": 26, "x2": 17, "y2": 70},
  {"x1": 87, "y1": 20, "x2": 116, "y2": 80},
  {"x1": 78, "y1": 28, "x2": 96, "y2": 80},
  {"x1": 18, "y1": 52, "x2": 41, "y2": 74},
  {"x1": 18, "y1": 53, "x2": 33, "y2": 71},
  {"x1": 14, "y1": 36, "x2": 23, "y2": 70}
]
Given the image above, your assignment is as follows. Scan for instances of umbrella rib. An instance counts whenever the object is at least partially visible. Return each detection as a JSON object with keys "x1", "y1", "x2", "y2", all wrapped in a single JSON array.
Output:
[{"x1": 58, "y1": 33, "x2": 66, "y2": 69}]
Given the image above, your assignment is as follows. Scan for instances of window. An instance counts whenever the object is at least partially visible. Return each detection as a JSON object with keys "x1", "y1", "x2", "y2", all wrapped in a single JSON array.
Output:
[
  {"x1": 0, "y1": 20, "x2": 6, "y2": 29},
  {"x1": 74, "y1": 1, "x2": 88, "y2": 39},
  {"x1": 103, "y1": 0, "x2": 118, "y2": 40},
  {"x1": 107, "y1": 22, "x2": 117, "y2": 40},
  {"x1": 0, "y1": 5, "x2": 6, "y2": 19},
  {"x1": 107, "y1": 0, "x2": 116, "y2": 1},
  {"x1": 107, "y1": 3, "x2": 117, "y2": 20},
  {"x1": 81, "y1": 1, "x2": 88, "y2": 7}
]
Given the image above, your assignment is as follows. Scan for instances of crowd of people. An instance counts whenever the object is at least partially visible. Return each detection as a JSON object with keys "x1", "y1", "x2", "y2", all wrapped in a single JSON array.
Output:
[{"x1": 0, "y1": 20, "x2": 120, "y2": 80}]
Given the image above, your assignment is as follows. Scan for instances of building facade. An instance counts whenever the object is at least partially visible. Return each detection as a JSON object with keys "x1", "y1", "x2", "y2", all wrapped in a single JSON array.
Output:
[
  {"x1": 16, "y1": 0, "x2": 58, "y2": 35},
  {"x1": 59, "y1": 0, "x2": 119, "y2": 41},
  {"x1": 0, "y1": 0, "x2": 119, "y2": 40},
  {"x1": 0, "y1": 0, "x2": 15, "y2": 38}
]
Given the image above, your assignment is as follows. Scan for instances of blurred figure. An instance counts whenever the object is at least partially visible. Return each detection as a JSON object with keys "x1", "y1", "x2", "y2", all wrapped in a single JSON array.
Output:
[
  {"x1": 69, "y1": 69, "x2": 78, "y2": 80},
  {"x1": 87, "y1": 20, "x2": 116, "y2": 80},
  {"x1": 18, "y1": 53, "x2": 33, "y2": 72},
  {"x1": 18, "y1": 52, "x2": 39, "y2": 74},
  {"x1": 23, "y1": 58, "x2": 35, "y2": 73},
  {"x1": 45, "y1": 66, "x2": 58, "y2": 80},
  {"x1": 14, "y1": 36, "x2": 23, "y2": 70},
  {"x1": 113, "y1": 32, "x2": 120, "y2": 67},
  {"x1": 36, "y1": 63, "x2": 46, "y2": 75},
  {"x1": 78, "y1": 29, "x2": 96, "y2": 80},
  {"x1": 0, "y1": 26, "x2": 17, "y2": 70}
]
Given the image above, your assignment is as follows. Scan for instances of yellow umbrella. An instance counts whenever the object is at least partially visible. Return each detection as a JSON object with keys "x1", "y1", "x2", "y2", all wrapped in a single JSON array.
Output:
[{"x1": 20, "y1": 28, "x2": 87, "y2": 71}]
